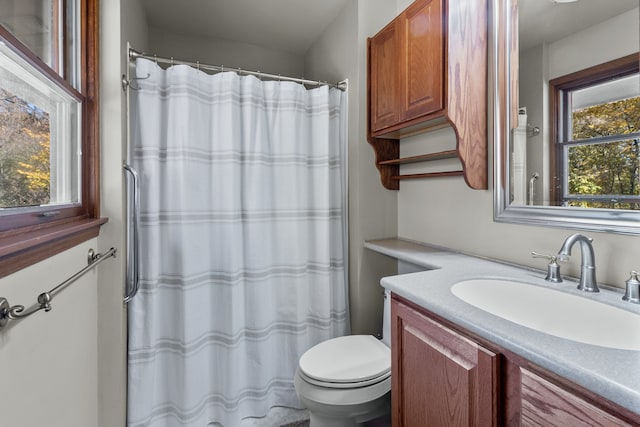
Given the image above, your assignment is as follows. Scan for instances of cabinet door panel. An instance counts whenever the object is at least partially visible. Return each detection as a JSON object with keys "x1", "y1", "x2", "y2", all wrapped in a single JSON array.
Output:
[
  {"x1": 520, "y1": 368, "x2": 634, "y2": 427},
  {"x1": 401, "y1": 0, "x2": 444, "y2": 121},
  {"x1": 369, "y1": 22, "x2": 401, "y2": 132},
  {"x1": 402, "y1": 323, "x2": 472, "y2": 425},
  {"x1": 392, "y1": 299, "x2": 498, "y2": 427}
]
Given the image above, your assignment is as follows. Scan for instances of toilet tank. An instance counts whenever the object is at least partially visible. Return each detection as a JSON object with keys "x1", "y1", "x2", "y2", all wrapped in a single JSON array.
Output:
[
  {"x1": 382, "y1": 290, "x2": 391, "y2": 347},
  {"x1": 382, "y1": 260, "x2": 430, "y2": 347}
]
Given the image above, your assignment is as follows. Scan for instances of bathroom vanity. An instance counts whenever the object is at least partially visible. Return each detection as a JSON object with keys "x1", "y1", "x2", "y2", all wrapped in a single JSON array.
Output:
[{"x1": 365, "y1": 239, "x2": 640, "y2": 426}]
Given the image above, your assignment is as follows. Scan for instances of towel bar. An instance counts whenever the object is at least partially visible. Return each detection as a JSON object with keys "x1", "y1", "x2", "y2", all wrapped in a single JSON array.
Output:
[{"x1": 0, "y1": 247, "x2": 116, "y2": 330}]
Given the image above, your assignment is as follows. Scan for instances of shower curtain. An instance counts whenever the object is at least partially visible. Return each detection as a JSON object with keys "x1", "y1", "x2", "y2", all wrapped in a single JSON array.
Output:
[{"x1": 127, "y1": 58, "x2": 349, "y2": 427}]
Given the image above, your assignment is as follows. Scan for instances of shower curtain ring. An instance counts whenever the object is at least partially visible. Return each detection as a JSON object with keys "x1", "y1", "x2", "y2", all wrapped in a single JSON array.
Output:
[
  {"x1": 196, "y1": 61, "x2": 200, "y2": 71},
  {"x1": 153, "y1": 54, "x2": 158, "y2": 64},
  {"x1": 170, "y1": 57, "x2": 174, "y2": 66}
]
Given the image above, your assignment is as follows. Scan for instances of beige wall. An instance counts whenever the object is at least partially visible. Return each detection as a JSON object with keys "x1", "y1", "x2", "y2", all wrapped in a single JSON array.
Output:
[
  {"x1": 146, "y1": 26, "x2": 304, "y2": 78},
  {"x1": 0, "y1": 1, "x2": 132, "y2": 426},
  {"x1": 94, "y1": 0, "x2": 147, "y2": 425},
  {"x1": 398, "y1": 177, "x2": 640, "y2": 290},
  {"x1": 548, "y1": 8, "x2": 639, "y2": 80},
  {"x1": 305, "y1": 0, "x2": 399, "y2": 335},
  {"x1": 0, "y1": 241, "x2": 100, "y2": 426}
]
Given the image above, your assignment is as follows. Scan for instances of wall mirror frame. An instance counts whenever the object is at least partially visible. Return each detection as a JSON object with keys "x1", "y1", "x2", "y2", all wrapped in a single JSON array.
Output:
[{"x1": 493, "y1": 0, "x2": 640, "y2": 235}]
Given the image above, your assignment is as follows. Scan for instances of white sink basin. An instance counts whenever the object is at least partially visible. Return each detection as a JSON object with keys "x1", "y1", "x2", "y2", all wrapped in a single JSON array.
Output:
[{"x1": 451, "y1": 279, "x2": 640, "y2": 351}]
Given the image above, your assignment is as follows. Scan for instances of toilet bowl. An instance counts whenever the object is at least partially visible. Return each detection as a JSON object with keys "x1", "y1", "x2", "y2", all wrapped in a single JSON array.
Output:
[{"x1": 294, "y1": 291, "x2": 391, "y2": 427}]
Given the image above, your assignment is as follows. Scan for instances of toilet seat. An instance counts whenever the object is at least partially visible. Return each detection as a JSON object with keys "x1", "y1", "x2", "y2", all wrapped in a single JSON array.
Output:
[
  {"x1": 298, "y1": 367, "x2": 390, "y2": 389},
  {"x1": 298, "y1": 335, "x2": 390, "y2": 389}
]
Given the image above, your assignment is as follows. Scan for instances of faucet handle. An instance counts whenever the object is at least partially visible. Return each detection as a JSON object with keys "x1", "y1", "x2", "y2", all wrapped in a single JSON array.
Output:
[
  {"x1": 622, "y1": 271, "x2": 640, "y2": 304},
  {"x1": 531, "y1": 252, "x2": 563, "y2": 283},
  {"x1": 532, "y1": 252, "x2": 556, "y2": 261}
]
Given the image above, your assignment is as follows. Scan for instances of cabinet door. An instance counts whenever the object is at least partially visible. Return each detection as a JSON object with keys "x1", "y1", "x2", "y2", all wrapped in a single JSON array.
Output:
[
  {"x1": 400, "y1": 0, "x2": 444, "y2": 122},
  {"x1": 520, "y1": 368, "x2": 635, "y2": 427},
  {"x1": 392, "y1": 298, "x2": 498, "y2": 427},
  {"x1": 369, "y1": 21, "x2": 401, "y2": 132}
]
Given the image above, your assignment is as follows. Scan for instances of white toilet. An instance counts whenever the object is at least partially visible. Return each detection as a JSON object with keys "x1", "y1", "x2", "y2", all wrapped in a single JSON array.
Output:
[{"x1": 294, "y1": 291, "x2": 392, "y2": 427}]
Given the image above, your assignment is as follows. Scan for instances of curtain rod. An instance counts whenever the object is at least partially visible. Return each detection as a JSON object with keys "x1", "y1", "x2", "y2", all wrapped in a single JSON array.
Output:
[{"x1": 128, "y1": 48, "x2": 347, "y2": 91}]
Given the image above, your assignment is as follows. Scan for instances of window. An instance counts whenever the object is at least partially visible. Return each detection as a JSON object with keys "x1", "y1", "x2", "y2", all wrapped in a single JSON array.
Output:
[
  {"x1": 0, "y1": 0, "x2": 102, "y2": 277},
  {"x1": 550, "y1": 54, "x2": 640, "y2": 210}
]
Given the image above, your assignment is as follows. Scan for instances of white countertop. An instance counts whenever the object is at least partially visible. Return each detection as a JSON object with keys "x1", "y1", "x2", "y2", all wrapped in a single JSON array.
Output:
[{"x1": 365, "y1": 238, "x2": 640, "y2": 415}]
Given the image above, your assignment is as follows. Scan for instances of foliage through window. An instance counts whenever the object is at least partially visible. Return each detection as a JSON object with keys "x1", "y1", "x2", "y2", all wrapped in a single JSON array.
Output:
[
  {"x1": 0, "y1": 87, "x2": 51, "y2": 207},
  {"x1": 551, "y1": 55, "x2": 640, "y2": 210}
]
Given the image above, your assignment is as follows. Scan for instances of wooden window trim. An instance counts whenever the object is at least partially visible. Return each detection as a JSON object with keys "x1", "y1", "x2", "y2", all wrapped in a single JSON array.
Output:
[
  {"x1": 549, "y1": 53, "x2": 639, "y2": 204},
  {"x1": 0, "y1": 0, "x2": 103, "y2": 278}
]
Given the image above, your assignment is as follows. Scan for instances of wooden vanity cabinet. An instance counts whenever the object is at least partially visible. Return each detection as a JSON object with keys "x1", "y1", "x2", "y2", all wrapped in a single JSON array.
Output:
[
  {"x1": 367, "y1": 0, "x2": 488, "y2": 191},
  {"x1": 391, "y1": 295, "x2": 640, "y2": 427},
  {"x1": 391, "y1": 296, "x2": 499, "y2": 426}
]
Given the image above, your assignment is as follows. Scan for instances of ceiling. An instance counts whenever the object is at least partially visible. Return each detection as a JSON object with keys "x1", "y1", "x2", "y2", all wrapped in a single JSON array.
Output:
[
  {"x1": 139, "y1": 0, "x2": 349, "y2": 55},
  {"x1": 139, "y1": 0, "x2": 638, "y2": 56},
  {"x1": 519, "y1": 0, "x2": 639, "y2": 51}
]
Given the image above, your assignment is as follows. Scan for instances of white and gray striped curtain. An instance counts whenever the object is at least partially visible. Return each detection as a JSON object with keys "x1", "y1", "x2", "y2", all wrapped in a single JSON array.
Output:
[{"x1": 127, "y1": 58, "x2": 349, "y2": 427}]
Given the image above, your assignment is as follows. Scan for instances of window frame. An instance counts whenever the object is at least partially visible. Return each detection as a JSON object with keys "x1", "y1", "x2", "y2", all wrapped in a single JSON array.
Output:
[
  {"x1": 0, "y1": 0, "x2": 103, "y2": 277},
  {"x1": 549, "y1": 53, "x2": 640, "y2": 207}
]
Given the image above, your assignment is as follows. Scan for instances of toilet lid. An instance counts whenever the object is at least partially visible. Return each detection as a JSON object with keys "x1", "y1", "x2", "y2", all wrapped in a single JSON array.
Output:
[{"x1": 299, "y1": 335, "x2": 390, "y2": 384}]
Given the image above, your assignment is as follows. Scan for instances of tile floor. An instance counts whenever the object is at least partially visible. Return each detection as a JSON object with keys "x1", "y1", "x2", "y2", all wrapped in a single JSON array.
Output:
[
  {"x1": 240, "y1": 407, "x2": 309, "y2": 426},
  {"x1": 239, "y1": 407, "x2": 391, "y2": 427}
]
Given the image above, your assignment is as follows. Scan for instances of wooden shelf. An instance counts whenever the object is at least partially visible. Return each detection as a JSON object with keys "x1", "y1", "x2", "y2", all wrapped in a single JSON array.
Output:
[
  {"x1": 379, "y1": 150, "x2": 458, "y2": 165},
  {"x1": 392, "y1": 170, "x2": 464, "y2": 181},
  {"x1": 379, "y1": 149, "x2": 462, "y2": 184}
]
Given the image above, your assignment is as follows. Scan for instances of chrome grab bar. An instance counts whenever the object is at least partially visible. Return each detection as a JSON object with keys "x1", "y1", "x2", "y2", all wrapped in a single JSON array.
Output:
[
  {"x1": 123, "y1": 163, "x2": 141, "y2": 303},
  {"x1": 0, "y1": 248, "x2": 117, "y2": 330}
]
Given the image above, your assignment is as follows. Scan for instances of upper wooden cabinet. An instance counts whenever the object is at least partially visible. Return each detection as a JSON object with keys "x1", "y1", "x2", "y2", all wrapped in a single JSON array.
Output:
[
  {"x1": 367, "y1": 0, "x2": 488, "y2": 190},
  {"x1": 371, "y1": 0, "x2": 444, "y2": 133},
  {"x1": 370, "y1": 20, "x2": 402, "y2": 132},
  {"x1": 401, "y1": 0, "x2": 444, "y2": 122}
]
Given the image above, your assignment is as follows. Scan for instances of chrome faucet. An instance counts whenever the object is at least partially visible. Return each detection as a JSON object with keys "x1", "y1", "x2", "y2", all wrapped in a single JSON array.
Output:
[{"x1": 557, "y1": 234, "x2": 599, "y2": 293}]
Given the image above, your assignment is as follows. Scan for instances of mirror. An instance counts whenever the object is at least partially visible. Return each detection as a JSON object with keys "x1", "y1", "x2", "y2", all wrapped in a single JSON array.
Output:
[{"x1": 494, "y1": 0, "x2": 640, "y2": 234}]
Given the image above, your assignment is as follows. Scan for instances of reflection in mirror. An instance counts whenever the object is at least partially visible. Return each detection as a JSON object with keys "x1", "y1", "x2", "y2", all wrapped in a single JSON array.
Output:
[
  {"x1": 494, "y1": 0, "x2": 640, "y2": 234},
  {"x1": 548, "y1": 56, "x2": 639, "y2": 210}
]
